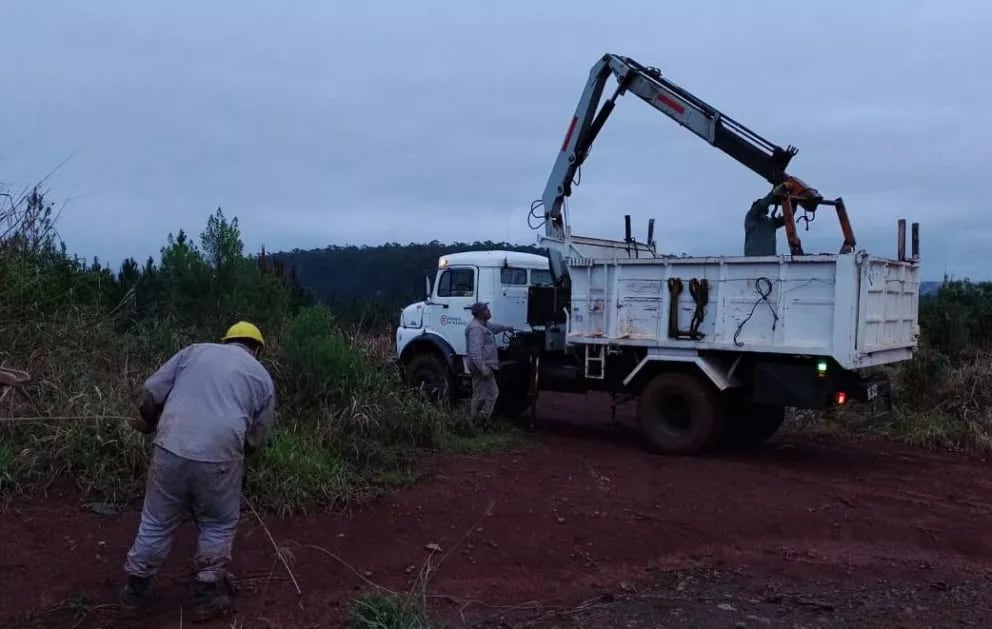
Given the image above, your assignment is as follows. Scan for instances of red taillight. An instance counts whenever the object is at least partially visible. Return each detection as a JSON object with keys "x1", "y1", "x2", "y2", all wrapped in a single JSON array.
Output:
[{"x1": 835, "y1": 391, "x2": 847, "y2": 405}]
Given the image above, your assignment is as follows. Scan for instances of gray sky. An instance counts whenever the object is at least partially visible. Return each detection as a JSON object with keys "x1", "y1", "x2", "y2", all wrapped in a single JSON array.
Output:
[{"x1": 2, "y1": 1, "x2": 989, "y2": 280}]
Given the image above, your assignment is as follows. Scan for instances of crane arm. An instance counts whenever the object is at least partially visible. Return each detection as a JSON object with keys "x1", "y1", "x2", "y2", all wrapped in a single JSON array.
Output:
[{"x1": 541, "y1": 53, "x2": 802, "y2": 241}]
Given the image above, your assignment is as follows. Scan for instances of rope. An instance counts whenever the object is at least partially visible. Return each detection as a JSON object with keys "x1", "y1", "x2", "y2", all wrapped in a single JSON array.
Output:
[
  {"x1": 0, "y1": 414, "x2": 132, "y2": 424},
  {"x1": 688, "y1": 278, "x2": 709, "y2": 339},
  {"x1": 733, "y1": 277, "x2": 778, "y2": 346}
]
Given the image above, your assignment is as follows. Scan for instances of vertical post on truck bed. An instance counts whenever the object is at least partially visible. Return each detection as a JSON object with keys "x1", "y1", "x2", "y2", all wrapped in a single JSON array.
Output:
[
  {"x1": 780, "y1": 197, "x2": 804, "y2": 255},
  {"x1": 911, "y1": 222, "x2": 920, "y2": 261},
  {"x1": 834, "y1": 198, "x2": 856, "y2": 254},
  {"x1": 897, "y1": 219, "x2": 907, "y2": 262}
]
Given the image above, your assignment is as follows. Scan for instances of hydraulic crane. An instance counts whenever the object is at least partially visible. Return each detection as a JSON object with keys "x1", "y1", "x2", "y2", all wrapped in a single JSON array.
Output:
[{"x1": 537, "y1": 53, "x2": 856, "y2": 256}]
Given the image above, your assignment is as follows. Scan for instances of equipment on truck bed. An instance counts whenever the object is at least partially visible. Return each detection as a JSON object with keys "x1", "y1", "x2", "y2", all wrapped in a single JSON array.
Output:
[{"x1": 533, "y1": 53, "x2": 855, "y2": 257}]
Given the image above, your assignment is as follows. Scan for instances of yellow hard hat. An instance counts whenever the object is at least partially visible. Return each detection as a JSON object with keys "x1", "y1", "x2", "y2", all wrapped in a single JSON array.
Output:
[{"x1": 221, "y1": 321, "x2": 265, "y2": 346}]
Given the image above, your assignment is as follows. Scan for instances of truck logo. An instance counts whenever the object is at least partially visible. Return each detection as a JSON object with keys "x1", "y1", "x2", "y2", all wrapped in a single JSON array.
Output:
[{"x1": 440, "y1": 315, "x2": 448, "y2": 326}]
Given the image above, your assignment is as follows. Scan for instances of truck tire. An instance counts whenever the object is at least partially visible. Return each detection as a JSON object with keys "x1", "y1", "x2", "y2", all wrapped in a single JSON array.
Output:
[
  {"x1": 495, "y1": 386, "x2": 532, "y2": 419},
  {"x1": 405, "y1": 353, "x2": 454, "y2": 405},
  {"x1": 726, "y1": 403, "x2": 785, "y2": 449},
  {"x1": 494, "y1": 367, "x2": 533, "y2": 420},
  {"x1": 637, "y1": 372, "x2": 722, "y2": 455}
]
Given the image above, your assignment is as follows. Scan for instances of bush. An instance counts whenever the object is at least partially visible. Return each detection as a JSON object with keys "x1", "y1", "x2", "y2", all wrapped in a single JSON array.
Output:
[
  {"x1": 803, "y1": 279, "x2": 992, "y2": 453},
  {"x1": 348, "y1": 593, "x2": 438, "y2": 629}
]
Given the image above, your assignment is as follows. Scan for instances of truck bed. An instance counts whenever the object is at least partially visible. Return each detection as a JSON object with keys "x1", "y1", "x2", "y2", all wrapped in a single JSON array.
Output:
[{"x1": 565, "y1": 253, "x2": 919, "y2": 370}]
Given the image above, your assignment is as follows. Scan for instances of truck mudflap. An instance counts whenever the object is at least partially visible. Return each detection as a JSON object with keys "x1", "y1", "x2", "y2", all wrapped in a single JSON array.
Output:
[{"x1": 844, "y1": 375, "x2": 894, "y2": 420}]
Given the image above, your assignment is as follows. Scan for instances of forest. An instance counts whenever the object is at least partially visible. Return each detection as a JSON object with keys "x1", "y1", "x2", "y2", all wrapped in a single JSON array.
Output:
[{"x1": 269, "y1": 241, "x2": 546, "y2": 329}]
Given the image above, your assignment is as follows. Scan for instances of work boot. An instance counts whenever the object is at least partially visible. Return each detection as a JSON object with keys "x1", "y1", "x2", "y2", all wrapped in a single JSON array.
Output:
[
  {"x1": 221, "y1": 569, "x2": 240, "y2": 596},
  {"x1": 118, "y1": 575, "x2": 150, "y2": 616},
  {"x1": 191, "y1": 578, "x2": 232, "y2": 623}
]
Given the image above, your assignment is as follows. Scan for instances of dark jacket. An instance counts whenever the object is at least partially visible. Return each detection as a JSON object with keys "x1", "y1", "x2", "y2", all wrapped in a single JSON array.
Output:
[{"x1": 744, "y1": 191, "x2": 786, "y2": 256}]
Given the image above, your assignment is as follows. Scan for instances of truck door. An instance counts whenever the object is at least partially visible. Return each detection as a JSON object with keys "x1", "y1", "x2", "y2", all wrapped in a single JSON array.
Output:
[
  {"x1": 430, "y1": 265, "x2": 477, "y2": 357},
  {"x1": 496, "y1": 267, "x2": 531, "y2": 332}
]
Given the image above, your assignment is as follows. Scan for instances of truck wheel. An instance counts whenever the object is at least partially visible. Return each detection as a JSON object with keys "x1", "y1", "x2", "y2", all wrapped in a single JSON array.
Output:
[
  {"x1": 494, "y1": 368, "x2": 533, "y2": 420},
  {"x1": 405, "y1": 353, "x2": 454, "y2": 405},
  {"x1": 726, "y1": 403, "x2": 785, "y2": 448},
  {"x1": 496, "y1": 387, "x2": 532, "y2": 419},
  {"x1": 637, "y1": 372, "x2": 722, "y2": 455}
]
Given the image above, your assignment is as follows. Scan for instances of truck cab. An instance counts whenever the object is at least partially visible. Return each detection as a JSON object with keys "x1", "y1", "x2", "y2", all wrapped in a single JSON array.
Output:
[{"x1": 395, "y1": 250, "x2": 551, "y2": 406}]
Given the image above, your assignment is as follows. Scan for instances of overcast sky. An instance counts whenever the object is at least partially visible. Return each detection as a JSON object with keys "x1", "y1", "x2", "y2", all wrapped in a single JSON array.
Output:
[{"x1": 2, "y1": 1, "x2": 988, "y2": 280}]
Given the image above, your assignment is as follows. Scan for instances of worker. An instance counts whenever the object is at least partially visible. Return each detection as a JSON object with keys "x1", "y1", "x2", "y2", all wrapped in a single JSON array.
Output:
[
  {"x1": 119, "y1": 321, "x2": 276, "y2": 622},
  {"x1": 744, "y1": 182, "x2": 790, "y2": 256},
  {"x1": 464, "y1": 302, "x2": 513, "y2": 422}
]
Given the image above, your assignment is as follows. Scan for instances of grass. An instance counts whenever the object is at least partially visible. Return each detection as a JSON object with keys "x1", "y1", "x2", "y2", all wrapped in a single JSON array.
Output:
[
  {"x1": 442, "y1": 427, "x2": 531, "y2": 454},
  {"x1": 373, "y1": 467, "x2": 423, "y2": 490},
  {"x1": 348, "y1": 593, "x2": 439, "y2": 629},
  {"x1": 0, "y1": 309, "x2": 470, "y2": 513},
  {"x1": 244, "y1": 426, "x2": 353, "y2": 515},
  {"x1": 0, "y1": 440, "x2": 22, "y2": 495}
]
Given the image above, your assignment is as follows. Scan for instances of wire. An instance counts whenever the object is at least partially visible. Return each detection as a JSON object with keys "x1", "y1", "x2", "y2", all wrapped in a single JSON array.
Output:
[
  {"x1": 797, "y1": 208, "x2": 816, "y2": 231},
  {"x1": 733, "y1": 277, "x2": 778, "y2": 347},
  {"x1": 527, "y1": 199, "x2": 546, "y2": 230}
]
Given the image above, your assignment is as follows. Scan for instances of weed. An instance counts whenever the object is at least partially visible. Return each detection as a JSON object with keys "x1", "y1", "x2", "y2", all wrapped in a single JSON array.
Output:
[
  {"x1": 442, "y1": 428, "x2": 529, "y2": 454},
  {"x1": 0, "y1": 440, "x2": 22, "y2": 494},
  {"x1": 246, "y1": 425, "x2": 352, "y2": 515},
  {"x1": 348, "y1": 592, "x2": 438, "y2": 629}
]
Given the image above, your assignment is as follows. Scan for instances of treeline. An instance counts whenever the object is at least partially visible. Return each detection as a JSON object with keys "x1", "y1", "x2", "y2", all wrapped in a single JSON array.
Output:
[{"x1": 270, "y1": 241, "x2": 546, "y2": 329}]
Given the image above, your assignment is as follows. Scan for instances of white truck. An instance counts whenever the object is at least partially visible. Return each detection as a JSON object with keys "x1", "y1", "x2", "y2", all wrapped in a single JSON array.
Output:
[{"x1": 395, "y1": 53, "x2": 921, "y2": 455}]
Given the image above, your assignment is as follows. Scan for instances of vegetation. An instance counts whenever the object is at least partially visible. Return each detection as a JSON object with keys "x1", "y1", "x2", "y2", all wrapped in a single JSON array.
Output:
[
  {"x1": 2, "y1": 174, "x2": 991, "y2": 521},
  {"x1": 348, "y1": 592, "x2": 438, "y2": 629},
  {"x1": 0, "y1": 184, "x2": 480, "y2": 513},
  {"x1": 794, "y1": 278, "x2": 992, "y2": 453},
  {"x1": 875, "y1": 280, "x2": 992, "y2": 451}
]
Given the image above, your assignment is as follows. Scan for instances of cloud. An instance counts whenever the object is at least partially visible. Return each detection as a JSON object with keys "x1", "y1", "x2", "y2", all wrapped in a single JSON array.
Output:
[{"x1": 0, "y1": 0, "x2": 988, "y2": 280}]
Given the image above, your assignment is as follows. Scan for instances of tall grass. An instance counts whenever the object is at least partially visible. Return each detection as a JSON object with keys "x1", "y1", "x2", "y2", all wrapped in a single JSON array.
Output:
[
  {"x1": 797, "y1": 281, "x2": 992, "y2": 455},
  {"x1": 0, "y1": 184, "x2": 464, "y2": 513}
]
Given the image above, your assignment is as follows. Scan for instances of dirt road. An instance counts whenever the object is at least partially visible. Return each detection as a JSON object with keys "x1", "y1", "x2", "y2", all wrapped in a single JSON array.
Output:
[{"x1": 3, "y1": 393, "x2": 992, "y2": 628}]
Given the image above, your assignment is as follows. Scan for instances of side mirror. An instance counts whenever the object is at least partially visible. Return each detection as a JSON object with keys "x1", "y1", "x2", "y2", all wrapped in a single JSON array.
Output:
[{"x1": 424, "y1": 275, "x2": 432, "y2": 301}]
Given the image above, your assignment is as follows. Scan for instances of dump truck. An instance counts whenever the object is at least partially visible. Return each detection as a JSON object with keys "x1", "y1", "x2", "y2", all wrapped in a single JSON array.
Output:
[{"x1": 395, "y1": 53, "x2": 921, "y2": 455}]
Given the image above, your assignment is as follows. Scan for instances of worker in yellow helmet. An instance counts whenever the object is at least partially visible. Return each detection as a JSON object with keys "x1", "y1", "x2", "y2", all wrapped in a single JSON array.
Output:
[{"x1": 120, "y1": 321, "x2": 276, "y2": 622}]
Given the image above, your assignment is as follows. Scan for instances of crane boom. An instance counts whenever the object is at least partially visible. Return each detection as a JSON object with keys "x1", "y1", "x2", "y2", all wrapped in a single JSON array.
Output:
[{"x1": 541, "y1": 53, "x2": 803, "y2": 241}]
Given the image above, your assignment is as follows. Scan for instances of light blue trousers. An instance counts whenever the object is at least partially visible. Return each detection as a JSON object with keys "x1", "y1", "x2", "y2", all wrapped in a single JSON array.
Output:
[{"x1": 124, "y1": 445, "x2": 243, "y2": 583}]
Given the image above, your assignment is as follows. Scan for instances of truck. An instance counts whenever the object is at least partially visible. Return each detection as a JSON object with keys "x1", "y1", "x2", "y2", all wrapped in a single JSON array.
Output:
[{"x1": 395, "y1": 53, "x2": 921, "y2": 455}]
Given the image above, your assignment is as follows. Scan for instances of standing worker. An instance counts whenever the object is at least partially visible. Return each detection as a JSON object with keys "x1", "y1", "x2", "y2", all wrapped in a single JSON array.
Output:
[
  {"x1": 119, "y1": 321, "x2": 276, "y2": 622},
  {"x1": 744, "y1": 182, "x2": 791, "y2": 256},
  {"x1": 464, "y1": 302, "x2": 513, "y2": 422}
]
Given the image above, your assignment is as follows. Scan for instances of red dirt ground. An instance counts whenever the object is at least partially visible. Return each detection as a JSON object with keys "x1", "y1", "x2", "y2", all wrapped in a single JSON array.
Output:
[{"x1": 3, "y1": 393, "x2": 992, "y2": 628}]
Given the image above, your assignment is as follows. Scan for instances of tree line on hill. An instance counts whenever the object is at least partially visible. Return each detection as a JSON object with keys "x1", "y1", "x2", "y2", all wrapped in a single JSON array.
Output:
[{"x1": 269, "y1": 241, "x2": 547, "y2": 329}]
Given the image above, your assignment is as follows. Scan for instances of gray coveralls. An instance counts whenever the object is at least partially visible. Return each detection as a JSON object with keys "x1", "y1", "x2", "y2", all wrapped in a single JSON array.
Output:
[
  {"x1": 744, "y1": 190, "x2": 787, "y2": 256},
  {"x1": 465, "y1": 318, "x2": 510, "y2": 420},
  {"x1": 124, "y1": 342, "x2": 276, "y2": 584}
]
